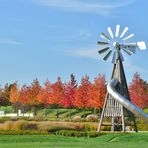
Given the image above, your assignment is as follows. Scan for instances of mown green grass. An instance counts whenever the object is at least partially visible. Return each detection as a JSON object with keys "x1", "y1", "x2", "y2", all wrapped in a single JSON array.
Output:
[
  {"x1": 36, "y1": 108, "x2": 93, "y2": 120},
  {"x1": 0, "y1": 106, "x2": 147, "y2": 120},
  {"x1": 0, "y1": 133, "x2": 147, "y2": 148}
]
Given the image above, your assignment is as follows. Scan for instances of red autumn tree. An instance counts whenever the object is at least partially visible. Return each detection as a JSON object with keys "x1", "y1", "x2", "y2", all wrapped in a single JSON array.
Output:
[
  {"x1": 50, "y1": 77, "x2": 64, "y2": 118},
  {"x1": 75, "y1": 75, "x2": 93, "y2": 117},
  {"x1": 20, "y1": 79, "x2": 41, "y2": 115},
  {"x1": 37, "y1": 80, "x2": 52, "y2": 116},
  {"x1": 129, "y1": 73, "x2": 148, "y2": 109},
  {"x1": 9, "y1": 82, "x2": 21, "y2": 114},
  {"x1": 89, "y1": 74, "x2": 107, "y2": 114},
  {"x1": 61, "y1": 74, "x2": 77, "y2": 119},
  {"x1": 0, "y1": 88, "x2": 3, "y2": 105},
  {"x1": 0, "y1": 84, "x2": 11, "y2": 112},
  {"x1": 20, "y1": 85, "x2": 30, "y2": 105}
]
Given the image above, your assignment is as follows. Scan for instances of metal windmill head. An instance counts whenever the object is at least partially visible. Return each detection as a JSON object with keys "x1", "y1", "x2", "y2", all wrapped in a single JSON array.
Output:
[{"x1": 98, "y1": 25, "x2": 147, "y2": 63}]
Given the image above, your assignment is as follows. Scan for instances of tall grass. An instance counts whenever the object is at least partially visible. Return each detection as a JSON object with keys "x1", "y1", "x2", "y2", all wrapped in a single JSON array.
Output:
[{"x1": 0, "y1": 120, "x2": 98, "y2": 132}]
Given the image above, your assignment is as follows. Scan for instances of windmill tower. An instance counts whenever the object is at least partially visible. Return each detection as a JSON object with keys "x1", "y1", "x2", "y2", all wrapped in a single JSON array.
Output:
[{"x1": 97, "y1": 25, "x2": 146, "y2": 132}]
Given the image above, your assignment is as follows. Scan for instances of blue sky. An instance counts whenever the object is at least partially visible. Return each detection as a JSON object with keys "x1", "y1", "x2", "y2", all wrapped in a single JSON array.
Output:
[{"x1": 0, "y1": 0, "x2": 148, "y2": 86}]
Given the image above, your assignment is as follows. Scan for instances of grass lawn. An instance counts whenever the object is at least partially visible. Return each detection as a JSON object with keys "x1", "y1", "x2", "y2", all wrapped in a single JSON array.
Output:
[{"x1": 0, "y1": 133, "x2": 147, "y2": 148}]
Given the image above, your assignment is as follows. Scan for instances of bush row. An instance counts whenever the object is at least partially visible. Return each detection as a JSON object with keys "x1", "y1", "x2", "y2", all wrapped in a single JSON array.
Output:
[
  {"x1": 0, "y1": 120, "x2": 98, "y2": 132},
  {"x1": 0, "y1": 130, "x2": 48, "y2": 135},
  {"x1": 0, "y1": 114, "x2": 99, "y2": 123},
  {"x1": 55, "y1": 130, "x2": 104, "y2": 137}
]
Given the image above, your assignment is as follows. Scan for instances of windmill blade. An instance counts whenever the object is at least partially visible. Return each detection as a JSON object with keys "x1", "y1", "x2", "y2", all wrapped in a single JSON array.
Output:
[
  {"x1": 112, "y1": 51, "x2": 117, "y2": 63},
  {"x1": 122, "y1": 48, "x2": 132, "y2": 55},
  {"x1": 103, "y1": 50, "x2": 112, "y2": 61},
  {"x1": 120, "y1": 43, "x2": 136, "y2": 53},
  {"x1": 116, "y1": 25, "x2": 120, "y2": 37},
  {"x1": 107, "y1": 27, "x2": 114, "y2": 38},
  {"x1": 137, "y1": 41, "x2": 146, "y2": 50},
  {"x1": 119, "y1": 52, "x2": 124, "y2": 61},
  {"x1": 120, "y1": 27, "x2": 128, "y2": 38},
  {"x1": 100, "y1": 33, "x2": 110, "y2": 41},
  {"x1": 98, "y1": 47, "x2": 110, "y2": 54},
  {"x1": 123, "y1": 33, "x2": 134, "y2": 41},
  {"x1": 97, "y1": 41, "x2": 109, "y2": 46},
  {"x1": 128, "y1": 46, "x2": 136, "y2": 53}
]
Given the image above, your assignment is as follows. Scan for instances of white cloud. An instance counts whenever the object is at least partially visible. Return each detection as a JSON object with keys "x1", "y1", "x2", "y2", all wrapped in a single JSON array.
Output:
[
  {"x1": 60, "y1": 31, "x2": 91, "y2": 42},
  {"x1": 124, "y1": 60, "x2": 148, "y2": 74},
  {"x1": 0, "y1": 38, "x2": 22, "y2": 45},
  {"x1": 33, "y1": 0, "x2": 134, "y2": 15},
  {"x1": 66, "y1": 48, "x2": 99, "y2": 59}
]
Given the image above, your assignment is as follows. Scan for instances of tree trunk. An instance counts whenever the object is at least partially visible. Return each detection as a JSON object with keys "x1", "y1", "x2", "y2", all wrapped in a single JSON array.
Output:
[
  {"x1": 5, "y1": 106, "x2": 7, "y2": 116},
  {"x1": 44, "y1": 106, "x2": 46, "y2": 117},
  {"x1": 56, "y1": 105, "x2": 59, "y2": 118},
  {"x1": 84, "y1": 108, "x2": 86, "y2": 119},
  {"x1": 32, "y1": 106, "x2": 37, "y2": 116},
  {"x1": 5, "y1": 106, "x2": 7, "y2": 117},
  {"x1": 69, "y1": 108, "x2": 72, "y2": 120},
  {"x1": 98, "y1": 108, "x2": 102, "y2": 118},
  {"x1": 94, "y1": 107, "x2": 96, "y2": 115}
]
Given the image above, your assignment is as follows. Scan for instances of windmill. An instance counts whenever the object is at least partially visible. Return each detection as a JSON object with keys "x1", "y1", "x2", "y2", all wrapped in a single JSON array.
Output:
[{"x1": 97, "y1": 25, "x2": 146, "y2": 132}]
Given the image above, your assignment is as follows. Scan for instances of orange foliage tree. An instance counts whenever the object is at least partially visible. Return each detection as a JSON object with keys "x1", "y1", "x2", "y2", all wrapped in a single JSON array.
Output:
[
  {"x1": 37, "y1": 80, "x2": 52, "y2": 116},
  {"x1": 50, "y1": 77, "x2": 64, "y2": 118},
  {"x1": 19, "y1": 79, "x2": 41, "y2": 115},
  {"x1": 89, "y1": 74, "x2": 107, "y2": 115},
  {"x1": 9, "y1": 82, "x2": 21, "y2": 114},
  {"x1": 61, "y1": 74, "x2": 77, "y2": 119},
  {"x1": 75, "y1": 75, "x2": 93, "y2": 117},
  {"x1": 129, "y1": 73, "x2": 148, "y2": 109}
]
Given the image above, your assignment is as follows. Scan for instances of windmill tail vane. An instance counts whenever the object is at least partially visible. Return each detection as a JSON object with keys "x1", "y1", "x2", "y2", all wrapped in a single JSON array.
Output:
[{"x1": 97, "y1": 24, "x2": 148, "y2": 132}]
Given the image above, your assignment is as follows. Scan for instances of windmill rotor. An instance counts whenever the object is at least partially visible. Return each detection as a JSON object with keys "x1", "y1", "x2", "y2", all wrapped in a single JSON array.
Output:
[{"x1": 98, "y1": 25, "x2": 146, "y2": 63}]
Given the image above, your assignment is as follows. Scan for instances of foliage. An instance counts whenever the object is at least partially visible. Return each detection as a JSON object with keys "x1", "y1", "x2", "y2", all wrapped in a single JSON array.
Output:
[
  {"x1": 55, "y1": 130, "x2": 103, "y2": 137},
  {"x1": 72, "y1": 116, "x2": 82, "y2": 122},
  {"x1": 62, "y1": 74, "x2": 77, "y2": 108},
  {"x1": 61, "y1": 74, "x2": 77, "y2": 119},
  {"x1": 85, "y1": 114, "x2": 98, "y2": 122},
  {"x1": 0, "y1": 84, "x2": 11, "y2": 107},
  {"x1": 129, "y1": 73, "x2": 148, "y2": 109},
  {"x1": 50, "y1": 77, "x2": 64, "y2": 118},
  {"x1": 89, "y1": 74, "x2": 106, "y2": 109},
  {"x1": 0, "y1": 120, "x2": 38, "y2": 130},
  {"x1": 0, "y1": 130, "x2": 48, "y2": 135},
  {"x1": 0, "y1": 72, "x2": 148, "y2": 121},
  {"x1": 37, "y1": 80, "x2": 52, "y2": 107},
  {"x1": 75, "y1": 75, "x2": 92, "y2": 109}
]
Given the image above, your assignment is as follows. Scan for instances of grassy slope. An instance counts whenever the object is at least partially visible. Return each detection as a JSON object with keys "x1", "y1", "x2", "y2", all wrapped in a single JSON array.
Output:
[
  {"x1": 0, "y1": 106, "x2": 93, "y2": 119},
  {"x1": 0, "y1": 133, "x2": 147, "y2": 148},
  {"x1": 0, "y1": 106, "x2": 147, "y2": 120}
]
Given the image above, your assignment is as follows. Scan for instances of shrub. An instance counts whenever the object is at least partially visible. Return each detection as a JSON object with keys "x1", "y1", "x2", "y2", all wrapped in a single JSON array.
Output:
[
  {"x1": 138, "y1": 124, "x2": 148, "y2": 131},
  {"x1": 29, "y1": 116, "x2": 45, "y2": 121},
  {"x1": 0, "y1": 120, "x2": 38, "y2": 131},
  {"x1": 0, "y1": 130, "x2": 48, "y2": 135},
  {"x1": 86, "y1": 114, "x2": 98, "y2": 122},
  {"x1": 0, "y1": 117, "x2": 12, "y2": 123},
  {"x1": 101, "y1": 126, "x2": 111, "y2": 131},
  {"x1": 72, "y1": 116, "x2": 81, "y2": 122},
  {"x1": 55, "y1": 130, "x2": 104, "y2": 137},
  {"x1": 37, "y1": 121, "x2": 76, "y2": 132},
  {"x1": 22, "y1": 123, "x2": 38, "y2": 130},
  {"x1": 73, "y1": 123, "x2": 85, "y2": 131},
  {"x1": 12, "y1": 120, "x2": 27, "y2": 130},
  {"x1": 48, "y1": 126, "x2": 73, "y2": 133},
  {"x1": 2, "y1": 121, "x2": 14, "y2": 130},
  {"x1": 84, "y1": 123, "x2": 97, "y2": 131}
]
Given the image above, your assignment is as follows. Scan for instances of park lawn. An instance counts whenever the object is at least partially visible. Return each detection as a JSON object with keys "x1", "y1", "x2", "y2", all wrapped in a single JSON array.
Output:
[{"x1": 0, "y1": 133, "x2": 147, "y2": 148}]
